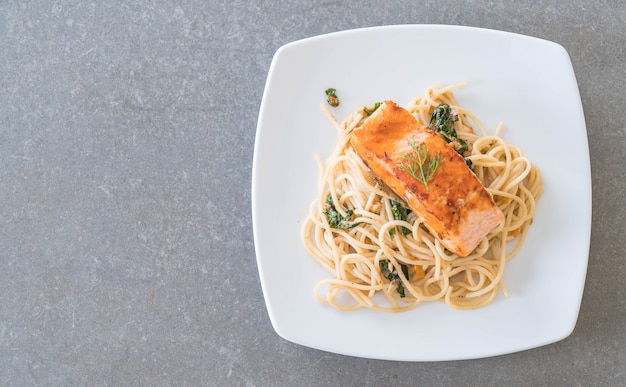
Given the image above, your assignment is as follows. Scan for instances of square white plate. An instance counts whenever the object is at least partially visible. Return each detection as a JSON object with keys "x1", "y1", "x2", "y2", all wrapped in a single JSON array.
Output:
[{"x1": 252, "y1": 25, "x2": 590, "y2": 361}]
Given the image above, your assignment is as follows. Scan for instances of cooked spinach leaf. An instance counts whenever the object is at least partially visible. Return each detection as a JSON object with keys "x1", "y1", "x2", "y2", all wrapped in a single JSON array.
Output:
[
  {"x1": 389, "y1": 199, "x2": 412, "y2": 237},
  {"x1": 324, "y1": 194, "x2": 360, "y2": 229},
  {"x1": 379, "y1": 259, "x2": 409, "y2": 298},
  {"x1": 429, "y1": 103, "x2": 469, "y2": 155},
  {"x1": 363, "y1": 102, "x2": 381, "y2": 116}
]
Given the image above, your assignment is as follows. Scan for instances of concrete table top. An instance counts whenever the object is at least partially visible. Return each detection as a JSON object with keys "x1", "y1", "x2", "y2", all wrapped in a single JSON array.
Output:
[{"x1": 1, "y1": 1, "x2": 624, "y2": 385}]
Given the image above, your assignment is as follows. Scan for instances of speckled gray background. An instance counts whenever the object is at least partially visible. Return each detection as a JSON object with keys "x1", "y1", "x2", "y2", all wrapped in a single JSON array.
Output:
[{"x1": 1, "y1": 1, "x2": 624, "y2": 385}]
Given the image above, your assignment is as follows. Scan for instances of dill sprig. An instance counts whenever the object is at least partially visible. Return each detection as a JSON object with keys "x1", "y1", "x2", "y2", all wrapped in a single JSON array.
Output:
[{"x1": 396, "y1": 139, "x2": 443, "y2": 191}]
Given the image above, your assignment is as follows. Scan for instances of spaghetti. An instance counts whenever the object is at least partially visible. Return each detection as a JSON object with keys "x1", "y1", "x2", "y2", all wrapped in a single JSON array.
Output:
[{"x1": 301, "y1": 83, "x2": 542, "y2": 311}]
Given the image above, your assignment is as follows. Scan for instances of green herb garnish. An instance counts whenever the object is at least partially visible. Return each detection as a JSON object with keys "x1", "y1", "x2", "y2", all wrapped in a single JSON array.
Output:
[
  {"x1": 379, "y1": 260, "x2": 408, "y2": 298},
  {"x1": 396, "y1": 139, "x2": 443, "y2": 191},
  {"x1": 389, "y1": 199, "x2": 411, "y2": 237},
  {"x1": 324, "y1": 194, "x2": 360, "y2": 229},
  {"x1": 363, "y1": 102, "x2": 381, "y2": 116},
  {"x1": 325, "y1": 88, "x2": 340, "y2": 107}
]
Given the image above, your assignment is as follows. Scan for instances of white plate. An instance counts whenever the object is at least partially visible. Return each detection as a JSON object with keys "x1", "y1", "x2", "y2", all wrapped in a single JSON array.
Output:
[{"x1": 252, "y1": 25, "x2": 590, "y2": 361}]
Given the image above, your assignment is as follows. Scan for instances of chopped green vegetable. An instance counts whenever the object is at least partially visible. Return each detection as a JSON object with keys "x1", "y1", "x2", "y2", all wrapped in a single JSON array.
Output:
[
  {"x1": 379, "y1": 260, "x2": 408, "y2": 298},
  {"x1": 389, "y1": 199, "x2": 411, "y2": 237},
  {"x1": 429, "y1": 103, "x2": 469, "y2": 154},
  {"x1": 363, "y1": 102, "x2": 381, "y2": 116},
  {"x1": 325, "y1": 88, "x2": 340, "y2": 107},
  {"x1": 396, "y1": 138, "x2": 443, "y2": 191},
  {"x1": 324, "y1": 194, "x2": 360, "y2": 229},
  {"x1": 401, "y1": 264, "x2": 409, "y2": 280},
  {"x1": 429, "y1": 103, "x2": 458, "y2": 141}
]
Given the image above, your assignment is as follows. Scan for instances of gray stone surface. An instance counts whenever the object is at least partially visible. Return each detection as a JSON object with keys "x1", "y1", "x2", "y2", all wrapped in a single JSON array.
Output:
[{"x1": 0, "y1": 0, "x2": 624, "y2": 385}]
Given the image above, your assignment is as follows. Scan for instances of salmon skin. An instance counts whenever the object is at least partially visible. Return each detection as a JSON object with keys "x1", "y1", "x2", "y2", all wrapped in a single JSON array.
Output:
[{"x1": 350, "y1": 101, "x2": 504, "y2": 257}]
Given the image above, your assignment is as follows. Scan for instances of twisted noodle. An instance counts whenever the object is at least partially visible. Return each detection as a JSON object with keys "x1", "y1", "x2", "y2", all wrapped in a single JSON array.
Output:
[{"x1": 302, "y1": 83, "x2": 542, "y2": 311}]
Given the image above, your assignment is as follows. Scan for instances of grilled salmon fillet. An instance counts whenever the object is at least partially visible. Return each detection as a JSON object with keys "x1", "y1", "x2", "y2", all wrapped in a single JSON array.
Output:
[{"x1": 351, "y1": 101, "x2": 504, "y2": 257}]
